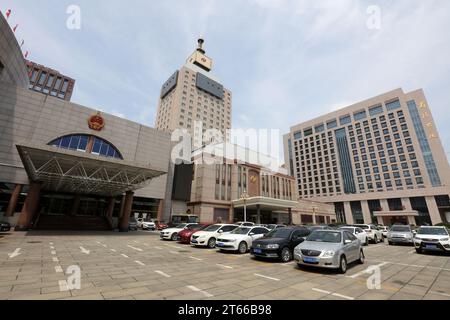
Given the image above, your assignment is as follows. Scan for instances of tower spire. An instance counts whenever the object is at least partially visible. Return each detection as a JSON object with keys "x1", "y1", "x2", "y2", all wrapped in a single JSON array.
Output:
[{"x1": 197, "y1": 38, "x2": 205, "y2": 54}]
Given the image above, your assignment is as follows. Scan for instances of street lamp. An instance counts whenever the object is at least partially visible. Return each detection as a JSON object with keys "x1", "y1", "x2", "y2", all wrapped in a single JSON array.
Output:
[{"x1": 240, "y1": 190, "x2": 249, "y2": 222}]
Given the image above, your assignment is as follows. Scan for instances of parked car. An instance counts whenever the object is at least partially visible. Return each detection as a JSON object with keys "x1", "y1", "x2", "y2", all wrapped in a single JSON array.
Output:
[
  {"x1": 191, "y1": 224, "x2": 239, "y2": 248},
  {"x1": 378, "y1": 225, "x2": 389, "y2": 238},
  {"x1": 353, "y1": 224, "x2": 383, "y2": 243},
  {"x1": 136, "y1": 218, "x2": 144, "y2": 228},
  {"x1": 294, "y1": 230, "x2": 365, "y2": 274},
  {"x1": 178, "y1": 224, "x2": 210, "y2": 244},
  {"x1": 250, "y1": 226, "x2": 310, "y2": 262},
  {"x1": 339, "y1": 226, "x2": 369, "y2": 246},
  {"x1": 128, "y1": 217, "x2": 138, "y2": 231},
  {"x1": 236, "y1": 222, "x2": 255, "y2": 227},
  {"x1": 387, "y1": 225, "x2": 414, "y2": 245},
  {"x1": 0, "y1": 221, "x2": 11, "y2": 232},
  {"x1": 264, "y1": 224, "x2": 287, "y2": 230},
  {"x1": 142, "y1": 220, "x2": 156, "y2": 230},
  {"x1": 156, "y1": 221, "x2": 169, "y2": 230},
  {"x1": 217, "y1": 226, "x2": 270, "y2": 254},
  {"x1": 414, "y1": 226, "x2": 450, "y2": 254},
  {"x1": 160, "y1": 223, "x2": 203, "y2": 241}
]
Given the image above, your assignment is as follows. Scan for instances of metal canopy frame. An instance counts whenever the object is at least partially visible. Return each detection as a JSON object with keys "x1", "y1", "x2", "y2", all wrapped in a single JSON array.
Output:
[{"x1": 16, "y1": 144, "x2": 167, "y2": 197}]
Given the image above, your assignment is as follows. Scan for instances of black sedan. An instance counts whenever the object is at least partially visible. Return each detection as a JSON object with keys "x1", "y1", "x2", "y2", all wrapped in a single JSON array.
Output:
[
  {"x1": 250, "y1": 226, "x2": 311, "y2": 262},
  {"x1": 0, "y1": 221, "x2": 11, "y2": 232}
]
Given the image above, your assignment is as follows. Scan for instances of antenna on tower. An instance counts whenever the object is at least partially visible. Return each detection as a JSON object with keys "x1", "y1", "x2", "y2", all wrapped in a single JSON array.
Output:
[{"x1": 197, "y1": 37, "x2": 206, "y2": 54}]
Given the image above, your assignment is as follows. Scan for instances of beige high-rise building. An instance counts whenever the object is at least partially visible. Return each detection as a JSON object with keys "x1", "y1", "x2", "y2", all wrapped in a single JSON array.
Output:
[
  {"x1": 155, "y1": 39, "x2": 232, "y2": 147},
  {"x1": 284, "y1": 88, "x2": 450, "y2": 226}
]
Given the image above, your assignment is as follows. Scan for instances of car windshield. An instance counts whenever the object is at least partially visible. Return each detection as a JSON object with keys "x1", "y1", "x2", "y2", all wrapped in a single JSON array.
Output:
[
  {"x1": 203, "y1": 225, "x2": 222, "y2": 232},
  {"x1": 391, "y1": 226, "x2": 411, "y2": 232},
  {"x1": 174, "y1": 224, "x2": 188, "y2": 228},
  {"x1": 355, "y1": 225, "x2": 369, "y2": 230},
  {"x1": 265, "y1": 228, "x2": 292, "y2": 238},
  {"x1": 418, "y1": 227, "x2": 448, "y2": 236},
  {"x1": 231, "y1": 227, "x2": 251, "y2": 235},
  {"x1": 307, "y1": 231, "x2": 342, "y2": 243},
  {"x1": 340, "y1": 227, "x2": 354, "y2": 232}
]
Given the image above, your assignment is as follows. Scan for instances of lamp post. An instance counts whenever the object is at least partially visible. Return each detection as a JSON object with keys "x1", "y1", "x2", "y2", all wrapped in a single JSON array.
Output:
[{"x1": 240, "y1": 190, "x2": 249, "y2": 223}]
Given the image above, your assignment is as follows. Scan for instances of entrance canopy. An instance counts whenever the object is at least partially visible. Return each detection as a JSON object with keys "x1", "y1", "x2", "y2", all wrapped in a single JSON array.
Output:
[
  {"x1": 17, "y1": 143, "x2": 167, "y2": 197},
  {"x1": 232, "y1": 196, "x2": 297, "y2": 211}
]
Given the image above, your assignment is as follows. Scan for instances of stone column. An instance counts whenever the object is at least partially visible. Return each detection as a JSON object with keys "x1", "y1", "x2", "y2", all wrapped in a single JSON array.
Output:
[
  {"x1": 425, "y1": 196, "x2": 442, "y2": 225},
  {"x1": 407, "y1": 216, "x2": 416, "y2": 225},
  {"x1": 377, "y1": 216, "x2": 384, "y2": 225},
  {"x1": 402, "y1": 198, "x2": 413, "y2": 211},
  {"x1": 106, "y1": 197, "x2": 115, "y2": 218},
  {"x1": 228, "y1": 206, "x2": 234, "y2": 224},
  {"x1": 15, "y1": 182, "x2": 41, "y2": 231},
  {"x1": 380, "y1": 199, "x2": 389, "y2": 211},
  {"x1": 118, "y1": 191, "x2": 134, "y2": 232},
  {"x1": 5, "y1": 184, "x2": 23, "y2": 217},
  {"x1": 70, "y1": 194, "x2": 81, "y2": 216},
  {"x1": 343, "y1": 202, "x2": 354, "y2": 225},
  {"x1": 156, "y1": 199, "x2": 164, "y2": 221},
  {"x1": 288, "y1": 207, "x2": 292, "y2": 226},
  {"x1": 256, "y1": 204, "x2": 261, "y2": 225},
  {"x1": 361, "y1": 200, "x2": 372, "y2": 224}
]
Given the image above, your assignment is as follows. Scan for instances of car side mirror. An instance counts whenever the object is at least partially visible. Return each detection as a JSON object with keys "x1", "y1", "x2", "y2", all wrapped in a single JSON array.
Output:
[
  {"x1": 218, "y1": 230, "x2": 224, "y2": 233},
  {"x1": 345, "y1": 240, "x2": 352, "y2": 244},
  {"x1": 249, "y1": 232, "x2": 255, "y2": 236}
]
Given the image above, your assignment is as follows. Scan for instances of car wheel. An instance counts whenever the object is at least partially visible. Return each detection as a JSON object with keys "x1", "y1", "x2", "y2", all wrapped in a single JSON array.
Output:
[
  {"x1": 388, "y1": 241, "x2": 393, "y2": 246},
  {"x1": 207, "y1": 238, "x2": 217, "y2": 249},
  {"x1": 280, "y1": 247, "x2": 292, "y2": 262},
  {"x1": 416, "y1": 248, "x2": 422, "y2": 254},
  {"x1": 338, "y1": 256, "x2": 347, "y2": 274},
  {"x1": 365, "y1": 238, "x2": 369, "y2": 246},
  {"x1": 238, "y1": 242, "x2": 248, "y2": 254},
  {"x1": 358, "y1": 250, "x2": 365, "y2": 264},
  {"x1": 171, "y1": 233, "x2": 178, "y2": 241},
  {"x1": 373, "y1": 235, "x2": 378, "y2": 244}
]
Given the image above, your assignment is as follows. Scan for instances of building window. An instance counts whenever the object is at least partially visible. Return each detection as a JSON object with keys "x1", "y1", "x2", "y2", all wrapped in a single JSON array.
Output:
[
  {"x1": 340, "y1": 115, "x2": 351, "y2": 125},
  {"x1": 386, "y1": 99, "x2": 401, "y2": 111},
  {"x1": 354, "y1": 110, "x2": 367, "y2": 121},
  {"x1": 48, "y1": 135, "x2": 123, "y2": 159},
  {"x1": 327, "y1": 119, "x2": 338, "y2": 129},
  {"x1": 407, "y1": 100, "x2": 441, "y2": 187},
  {"x1": 369, "y1": 105, "x2": 383, "y2": 116}
]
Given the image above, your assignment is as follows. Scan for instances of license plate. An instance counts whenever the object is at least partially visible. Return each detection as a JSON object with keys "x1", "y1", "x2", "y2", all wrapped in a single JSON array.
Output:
[
  {"x1": 191, "y1": 240, "x2": 198, "y2": 244},
  {"x1": 425, "y1": 244, "x2": 437, "y2": 249},
  {"x1": 303, "y1": 257, "x2": 318, "y2": 263},
  {"x1": 254, "y1": 248, "x2": 262, "y2": 254},
  {"x1": 217, "y1": 243, "x2": 224, "y2": 247}
]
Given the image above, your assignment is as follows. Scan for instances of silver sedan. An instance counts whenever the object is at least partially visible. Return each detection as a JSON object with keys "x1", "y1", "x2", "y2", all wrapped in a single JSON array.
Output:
[{"x1": 294, "y1": 230, "x2": 365, "y2": 274}]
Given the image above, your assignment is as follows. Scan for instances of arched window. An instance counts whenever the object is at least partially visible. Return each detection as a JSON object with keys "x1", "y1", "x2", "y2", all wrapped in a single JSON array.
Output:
[{"x1": 48, "y1": 134, "x2": 123, "y2": 160}]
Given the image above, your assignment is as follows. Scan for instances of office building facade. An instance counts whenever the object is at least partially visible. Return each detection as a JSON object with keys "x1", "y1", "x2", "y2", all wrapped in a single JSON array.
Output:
[
  {"x1": 25, "y1": 60, "x2": 75, "y2": 101},
  {"x1": 155, "y1": 39, "x2": 232, "y2": 147},
  {"x1": 284, "y1": 89, "x2": 450, "y2": 226}
]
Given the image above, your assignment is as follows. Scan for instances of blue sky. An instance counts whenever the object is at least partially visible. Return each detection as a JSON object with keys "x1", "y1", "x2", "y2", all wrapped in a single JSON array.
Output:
[{"x1": 3, "y1": 0, "x2": 450, "y2": 161}]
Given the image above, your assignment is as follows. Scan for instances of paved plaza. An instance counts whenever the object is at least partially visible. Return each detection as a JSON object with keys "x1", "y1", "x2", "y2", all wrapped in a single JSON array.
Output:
[{"x1": 0, "y1": 231, "x2": 449, "y2": 300}]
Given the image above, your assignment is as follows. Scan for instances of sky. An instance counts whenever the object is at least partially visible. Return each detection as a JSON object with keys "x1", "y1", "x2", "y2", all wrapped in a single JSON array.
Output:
[{"x1": 3, "y1": 0, "x2": 450, "y2": 163}]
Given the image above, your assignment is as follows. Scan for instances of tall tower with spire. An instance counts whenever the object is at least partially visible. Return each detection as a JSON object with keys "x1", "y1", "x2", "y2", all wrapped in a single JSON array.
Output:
[{"x1": 155, "y1": 39, "x2": 232, "y2": 147}]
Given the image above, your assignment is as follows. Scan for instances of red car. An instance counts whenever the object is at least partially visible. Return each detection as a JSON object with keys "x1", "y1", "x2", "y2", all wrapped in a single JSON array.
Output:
[
  {"x1": 156, "y1": 221, "x2": 169, "y2": 231},
  {"x1": 178, "y1": 224, "x2": 210, "y2": 244}
]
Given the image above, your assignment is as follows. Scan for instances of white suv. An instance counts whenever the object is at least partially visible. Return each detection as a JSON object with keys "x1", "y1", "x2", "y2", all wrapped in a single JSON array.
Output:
[
  {"x1": 191, "y1": 224, "x2": 239, "y2": 248},
  {"x1": 217, "y1": 226, "x2": 270, "y2": 254},
  {"x1": 414, "y1": 226, "x2": 450, "y2": 254},
  {"x1": 354, "y1": 224, "x2": 383, "y2": 243}
]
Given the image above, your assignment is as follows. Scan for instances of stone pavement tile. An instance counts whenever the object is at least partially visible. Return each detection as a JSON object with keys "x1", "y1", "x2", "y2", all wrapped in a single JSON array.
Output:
[
  {"x1": 205, "y1": 293, "x2": 244, "y2": 300},
  {"x1": 289, "y1": 290, "x2": 328, "y2": 300},
  {"x1": 101, "y1": 287, "x2": 152, "y2": 299},
  {"x1": 390, "y1": 291, "x2": 423, "y2": 300},
  {"x1": 265, "y1": 288, "x2": 299, "y2": 299},
  {"x1": 288, "y1": 281, "x2": 317, "y2": 292},
  {"x1": 235, "y1": 285, "x2": 276, "y2": 299},
  {"x1": 70, "y1": 285, "x2": 123, "y2": 297},
  {"x1": 423, "y1": 292, "x2": 450, "y2": 300},
  {"x1": 172, "y1": 292, "x2": 208, "y2": 300},
  {"x1": 133, "y1": 289, "x2": 181, "y2": 300},
  {"x1": 208, "y1": 284, "x2": 245, "y2": 296},
  {"x1": 398, "y1": 284, "x2": 429, "y2": 296},
  {"x1": 14, "y1": 291, "x2": 72, "y2": 300},
  {"x1": 106, "y1": 295, "x2": 136, "y2": 300},
  {"x1": 337, "y1": 284, "x2": 370, "y2": 298},
  {"x1": 0, "y1": 286, "x2": 12, "y2": 293},
  {"x1": 357, "y1": 290, "x2": 395, "y2": 300},
  {"x1": 119, "y1": 279, "x2": 162, "y2": 289},
  {"x1": 62, "y1": 294, "x2": 104, "y2": 300}
]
